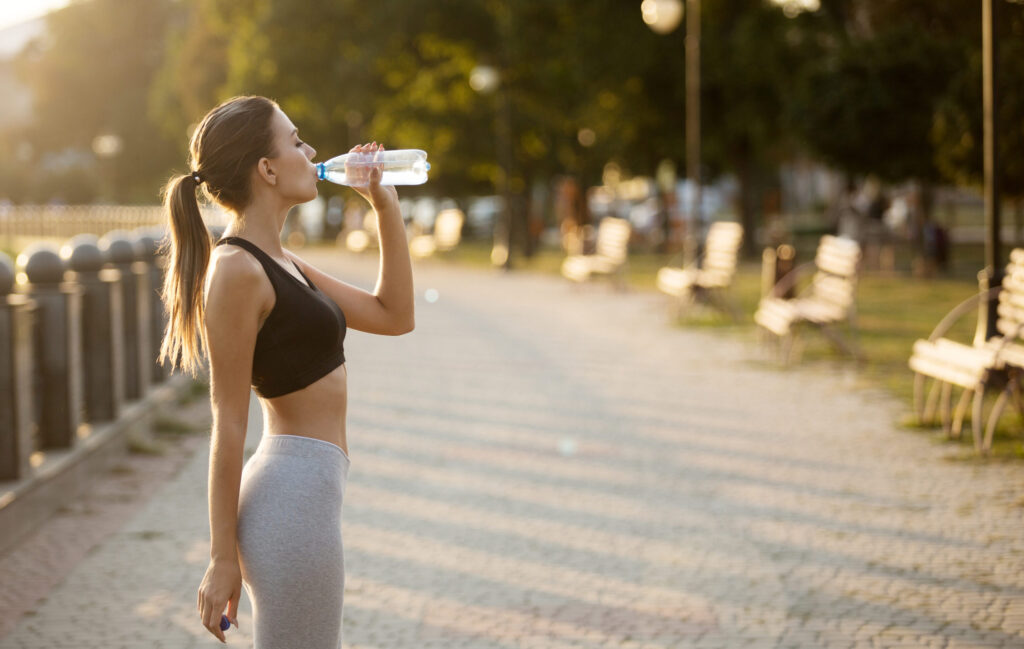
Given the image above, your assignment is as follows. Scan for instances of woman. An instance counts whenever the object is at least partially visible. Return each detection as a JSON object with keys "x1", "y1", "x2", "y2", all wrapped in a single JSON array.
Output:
[{"x1": 156, "y1": 95, "x2": 414, "y2": 647}]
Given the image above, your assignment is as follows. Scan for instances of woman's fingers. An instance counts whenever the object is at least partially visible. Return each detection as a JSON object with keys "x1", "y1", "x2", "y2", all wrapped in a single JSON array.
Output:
[{"x1": 202, "y1": 598, "x2": 227, "y2": 643}]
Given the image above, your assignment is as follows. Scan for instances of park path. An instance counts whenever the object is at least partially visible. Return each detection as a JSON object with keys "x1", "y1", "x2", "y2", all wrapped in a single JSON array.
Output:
[{"x1": 2, "y1": 248, "x2": 1024, "y2": 649}]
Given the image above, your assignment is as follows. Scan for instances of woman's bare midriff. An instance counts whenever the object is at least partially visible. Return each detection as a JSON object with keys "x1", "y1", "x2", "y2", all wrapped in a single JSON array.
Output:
[
  {"x1": 258, "y1": 362, "x2": 348, "y2": 456},
  {"x1": 215, "y1": 242, "x2": 350, "y2": 456}
]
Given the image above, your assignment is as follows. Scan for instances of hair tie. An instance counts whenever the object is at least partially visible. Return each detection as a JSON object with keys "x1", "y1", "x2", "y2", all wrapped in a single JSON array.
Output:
[{"x1": 191, "y1": 172, "x2": 204, "y2": 185}]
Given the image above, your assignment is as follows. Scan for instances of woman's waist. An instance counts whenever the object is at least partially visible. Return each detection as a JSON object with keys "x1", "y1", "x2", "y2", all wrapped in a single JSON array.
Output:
[
  {"x1": 256, "y1": 432, "x2": 350, "y2": 464},
  {"x1": 261, "y1": 413, "x2": 346, "y2": 452}
]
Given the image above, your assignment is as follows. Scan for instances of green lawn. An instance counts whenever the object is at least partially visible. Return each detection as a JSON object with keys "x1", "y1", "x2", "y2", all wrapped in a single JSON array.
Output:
[{"x1": 422, "y1": 237, "x2": 1024, "y2": 462}]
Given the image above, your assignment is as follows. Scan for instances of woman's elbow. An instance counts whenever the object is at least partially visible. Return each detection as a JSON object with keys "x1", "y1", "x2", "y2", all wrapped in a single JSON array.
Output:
[
  {"x1": 381, "y1": 313, "x2": 414, "y2": 335},
  {"x1": 394, "y1": 317, "x2": 415, "y2": 335}
]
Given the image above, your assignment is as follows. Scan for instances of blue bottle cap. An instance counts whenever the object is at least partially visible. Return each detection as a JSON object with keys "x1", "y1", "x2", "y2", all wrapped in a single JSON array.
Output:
[{"x1": 220, "y1": 614, "x2": 231, "y2": 631}]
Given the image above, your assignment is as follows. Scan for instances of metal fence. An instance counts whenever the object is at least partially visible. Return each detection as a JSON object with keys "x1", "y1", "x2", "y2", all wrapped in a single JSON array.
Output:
[{"x1": 0, "y1": 204, "x2": 231, "y2": 251}]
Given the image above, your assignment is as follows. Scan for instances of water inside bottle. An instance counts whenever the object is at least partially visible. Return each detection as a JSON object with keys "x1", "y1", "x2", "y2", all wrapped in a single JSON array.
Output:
[
  {"x1": 320, "y1": 166, "x2": 429, "y2": 186},
  {"x1": 318, "y1": 151, "x2": 430, "y2": 186}
]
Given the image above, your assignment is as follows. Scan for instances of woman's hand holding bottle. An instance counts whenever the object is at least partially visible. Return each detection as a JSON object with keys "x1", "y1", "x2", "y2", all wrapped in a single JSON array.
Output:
[{"x1": 346, "y1": 142, "x2": 399, "y2": 209}]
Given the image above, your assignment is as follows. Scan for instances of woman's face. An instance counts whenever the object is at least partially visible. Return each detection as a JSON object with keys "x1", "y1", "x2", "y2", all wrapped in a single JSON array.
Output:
[{"x1": 266, "y1": 107, "x2": 318, "y2": 204}]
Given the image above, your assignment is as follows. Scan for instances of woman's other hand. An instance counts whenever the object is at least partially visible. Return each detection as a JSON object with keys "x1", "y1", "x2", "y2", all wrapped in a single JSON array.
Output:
[{"x1": 198, "y1": 558, "x2": 241, "y2": 643}]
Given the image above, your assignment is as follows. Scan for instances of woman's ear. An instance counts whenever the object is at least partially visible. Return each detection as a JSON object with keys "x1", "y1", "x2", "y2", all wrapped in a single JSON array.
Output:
[{"x1": 256, "y1": 157, "x2": 278, "y2": 186}]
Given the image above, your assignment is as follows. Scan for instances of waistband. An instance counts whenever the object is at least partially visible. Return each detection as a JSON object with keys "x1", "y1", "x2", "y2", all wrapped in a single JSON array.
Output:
[{"x1": 256, "y1": 434, "x2": 351, "y2": 465}]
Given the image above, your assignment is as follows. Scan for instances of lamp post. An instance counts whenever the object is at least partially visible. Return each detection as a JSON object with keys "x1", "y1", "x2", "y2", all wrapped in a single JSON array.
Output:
[
  {"x1": 642, "y1": 0, "x2": 699, "y2": 264},
  {"x1": 982, "y1": 0, "x2": 1002, "y2": 338}
]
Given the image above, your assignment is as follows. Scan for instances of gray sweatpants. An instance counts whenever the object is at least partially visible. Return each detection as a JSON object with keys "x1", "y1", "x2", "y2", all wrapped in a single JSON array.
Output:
[{"x1": 237, "y1": 433, "x2": 352, "y2": 649}]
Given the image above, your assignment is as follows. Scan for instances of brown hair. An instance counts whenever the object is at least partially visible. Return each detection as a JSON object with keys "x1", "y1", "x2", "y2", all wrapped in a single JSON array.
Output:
[{"x1": 156, "y1": 95, "x2": 279, "y2": 376}]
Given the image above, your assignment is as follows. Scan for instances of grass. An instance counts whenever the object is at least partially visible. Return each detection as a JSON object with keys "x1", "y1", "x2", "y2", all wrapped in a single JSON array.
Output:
[
  {"x1": 422, "y1": 237, "x2": 1024, "y2": 461},
  {"x1": 178, "y1": 377, "x2": 210, "y2": 406},
  {"x1": 153, "y1": 413, "x2": 207, "y2": 436}
]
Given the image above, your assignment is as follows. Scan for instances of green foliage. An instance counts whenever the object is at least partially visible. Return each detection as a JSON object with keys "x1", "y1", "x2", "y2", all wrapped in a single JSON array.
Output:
[
  {"x1": 12, "y1": 0, "x2": 181, "y2": 203},
  {"x1": 2, "y1": 0, "x2": 1022, "y2": 210},
  {"x1": 789, "y1": 17, "x2": 958, "y2": 182},
  {"x1": 932, "y1": 3, "x2": 1024, "y2": 197}
]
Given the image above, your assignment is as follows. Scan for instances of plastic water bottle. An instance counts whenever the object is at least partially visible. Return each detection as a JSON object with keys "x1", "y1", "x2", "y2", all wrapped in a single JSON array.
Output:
[{"x1": 316, "y1": 149, "x2": 430, "y2": 186}]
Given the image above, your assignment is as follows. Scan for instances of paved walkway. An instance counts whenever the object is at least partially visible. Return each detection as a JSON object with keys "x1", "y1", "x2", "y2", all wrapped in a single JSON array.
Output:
[{"x1": 3, "y1": 249, "x2": 1024, "y2": 649}]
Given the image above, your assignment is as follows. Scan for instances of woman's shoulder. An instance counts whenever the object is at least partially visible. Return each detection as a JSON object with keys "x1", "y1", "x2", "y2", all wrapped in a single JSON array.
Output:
[{"x1": 204, "y1": 245, "x2": 273, "y2": 311}]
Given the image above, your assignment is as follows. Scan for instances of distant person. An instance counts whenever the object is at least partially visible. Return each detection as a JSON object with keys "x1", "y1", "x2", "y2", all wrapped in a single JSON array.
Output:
[
  {"x1": 835, "y1": 179, "x2": 862, "y2": 242},
  {"x1": 156, "y1": 95, "x2": 414, "y2": 648},
  {"x1": 863, "y1": 180, "x2": 893, "y2": 271}
]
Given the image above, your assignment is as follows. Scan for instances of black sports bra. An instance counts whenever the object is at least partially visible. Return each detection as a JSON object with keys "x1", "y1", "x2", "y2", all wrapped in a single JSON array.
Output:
[{"x1": 214, "y1": 236, "x2": 347, "y2": 398}]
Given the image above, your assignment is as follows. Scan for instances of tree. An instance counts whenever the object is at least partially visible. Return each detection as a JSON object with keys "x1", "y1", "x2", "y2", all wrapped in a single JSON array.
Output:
[
  {"x1": 13, "y1": 0, "x2": 180, "y2": 203},
  {"x1": 932, "y1": 2, "x2": 1024, "y2": 201}
]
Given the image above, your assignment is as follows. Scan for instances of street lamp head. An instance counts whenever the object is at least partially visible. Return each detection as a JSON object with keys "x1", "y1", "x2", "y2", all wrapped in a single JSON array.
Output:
[
  {"x1": 470, "y1": 65, "x2": 500, "y2": 94},
  {"x1": 641, "y1": 0, "x2": 683, "y2": 35},
  {"x1": 92, "y1": 134, "x2": 123, "y2": 158},
  {"x1": 770, "y1": 0, "x2": 820, "y2": 18}
]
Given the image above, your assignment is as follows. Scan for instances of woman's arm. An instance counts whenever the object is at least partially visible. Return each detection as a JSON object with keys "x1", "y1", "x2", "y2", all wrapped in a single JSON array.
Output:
[
  {"x1": 368, "y1": 190, "x2": 414, "y2": 332},
  {"x1": 203, "y1": 250, "x2": 266, "y2": 559},
  {"x1": 196, "y1": 248, "x2": 269, "y2": 641},
  {"x1": 287, "y1": 142, "x2": 414, "y2": 335}
]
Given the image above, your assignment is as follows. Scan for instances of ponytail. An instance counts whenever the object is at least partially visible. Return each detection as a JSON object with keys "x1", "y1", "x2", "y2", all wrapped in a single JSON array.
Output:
[
  {"x1": 157, "y1": 172, "x2": 210, "y2": 377},
  {"x1": 155, "y1": 95, "x2": 279, "y2": 378}
]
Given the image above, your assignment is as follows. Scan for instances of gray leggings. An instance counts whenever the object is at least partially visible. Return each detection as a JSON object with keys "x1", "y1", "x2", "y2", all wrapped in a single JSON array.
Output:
[{"x1": 237, "y1": 433, "x2": 352, "y2": 649}]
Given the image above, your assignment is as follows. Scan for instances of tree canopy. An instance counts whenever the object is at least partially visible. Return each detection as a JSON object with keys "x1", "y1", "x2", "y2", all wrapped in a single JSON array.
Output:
[{"x1": 0, "y1": 0, "x2": 1020, "y2": 214}]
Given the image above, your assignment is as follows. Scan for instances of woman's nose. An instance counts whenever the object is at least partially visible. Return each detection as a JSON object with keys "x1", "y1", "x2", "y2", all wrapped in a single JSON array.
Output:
[{"x1": 308, "y1": 144, "x2": 317, "y2": 159}]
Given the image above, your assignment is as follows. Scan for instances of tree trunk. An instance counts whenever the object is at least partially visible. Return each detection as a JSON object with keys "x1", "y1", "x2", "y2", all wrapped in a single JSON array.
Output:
[{"x1": 736, "y1": 155, "x2": 760, "y2": 259}]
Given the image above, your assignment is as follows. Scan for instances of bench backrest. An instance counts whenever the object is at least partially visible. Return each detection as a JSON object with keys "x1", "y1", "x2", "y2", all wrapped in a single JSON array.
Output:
[
  {"x1": 995, "y1": 248, "x2": 1024, "y2": 339},
  {"x1": 809, "y1": 235, "x2": 861, "y2": 309},
  {"x1": 433, "y1": 209, "x2": 465, "y2": 249},
  {"x1": 595, "y1": 217, "x2": 632, "y2": 262},
  {"x1": 701, "y1": 221, "x2": 744, "y2": 284}
]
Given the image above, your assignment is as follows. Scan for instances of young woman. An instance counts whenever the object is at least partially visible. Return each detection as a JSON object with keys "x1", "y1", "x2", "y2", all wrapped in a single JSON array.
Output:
[{"x1": 157, "y1": 95, "x2": 414, "y2": 647}]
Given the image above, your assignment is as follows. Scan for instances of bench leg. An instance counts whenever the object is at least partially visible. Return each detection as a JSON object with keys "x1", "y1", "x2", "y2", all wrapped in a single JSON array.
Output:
[
  {"x1": 669, "y1": 291, "x2": 696, "y2": 322},
  {"x1": 923, "y1": 378, "x2": 942, "y2": 425},
  {"x1": 939, "y1": 381, "x2": 954, "y2": 434},
  {"x1": 972, "y1": 385, "x2": 988, "y2": 453},
  {"x1": 951, "y1": 387, "x2": 973, "y2": 440},
  {"x1": 783, "y1": 331, "x2": 803, "y2": 366},
  {"x1": 706, "y1": 289, "x2": 740, "y2": 322},
  {"x1": 981, "y1": 374, "x2": 1020, "y2": 455},
  {"x1": 819, "y1": 323, "x2": 863, "y2": 363},
  {"x1": 979, "y1": 387, "x2": 1009, "y2": 455},
  {"x1": 913, "y1": 373, "x2": 927, "y2": 424}
]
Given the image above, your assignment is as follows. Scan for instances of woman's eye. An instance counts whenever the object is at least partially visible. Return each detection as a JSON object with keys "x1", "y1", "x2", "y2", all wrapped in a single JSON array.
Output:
[{"x1": 296, "y1": 141, "x2": 305, "y2": 147}]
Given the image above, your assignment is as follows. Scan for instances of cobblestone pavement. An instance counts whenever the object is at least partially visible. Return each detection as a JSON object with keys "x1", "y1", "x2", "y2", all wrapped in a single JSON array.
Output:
[{"x1": 3, "y1": 248, "x2": 1024, "y2": 649}]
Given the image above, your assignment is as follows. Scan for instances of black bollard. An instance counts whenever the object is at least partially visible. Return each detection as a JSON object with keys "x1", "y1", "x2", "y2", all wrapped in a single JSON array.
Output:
[
  {"x1": 99, "y1": 231, "x2": 150, "y2": 401},
  {"x1": 0, "y1": 252, "x2": 38, "y2": 481},
  {"x1": 136, "y1": 229, "x2": 167, "y2": 385},
  {"x1": 19, "y1": 243, "x2": 84, "y2": 451},
  {"x1": 65, "y1": 234, "x2": 125, "y2": 424}
]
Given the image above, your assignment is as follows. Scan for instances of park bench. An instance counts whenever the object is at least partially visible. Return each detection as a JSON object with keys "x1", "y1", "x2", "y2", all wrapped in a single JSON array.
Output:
[
  {"x1": 655, "y1": 221, "x2": 744, "y2": 319},
  {"x1": 560, "y1": 216, "x2": 632, "y2": 290},
  {"x1": 409, "y1": 208, "x2": 464, "y2": 259},
  {"x1": 908, "y1": 249, "x2": 1024, "y2": 454},
  {"x1": 754, "y1": 234, "x2": 862, "y2": 363}
]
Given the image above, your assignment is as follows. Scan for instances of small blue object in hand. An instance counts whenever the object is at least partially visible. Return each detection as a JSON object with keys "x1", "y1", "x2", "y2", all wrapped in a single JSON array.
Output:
[{"x1": 220, "y1": 615, "x2": 231, "y2": 631}]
